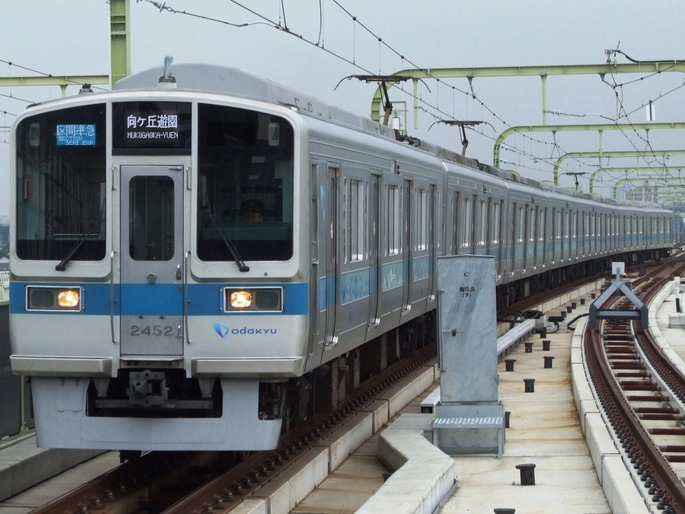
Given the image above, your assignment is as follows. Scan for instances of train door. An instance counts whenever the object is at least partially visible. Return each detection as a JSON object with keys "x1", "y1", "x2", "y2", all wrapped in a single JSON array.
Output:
[
  {"x1": 402, "y1": 179, "x2": 412, "y2": 311},
  {"x1": 368, "y1": 173, "x2": 382, "y2": 328},
  {"x1": 308, "y1": 163, "x2": 322, "y2": 360},
  {"x1": 120, "y1": 164, "x2": 185, "y2": 357},
  {"x1": 428, "y1": 184, "x2": 438, "y2": 300},
  {"x1": 324, "y1": 165, "x2": 341, "y2": 348}
]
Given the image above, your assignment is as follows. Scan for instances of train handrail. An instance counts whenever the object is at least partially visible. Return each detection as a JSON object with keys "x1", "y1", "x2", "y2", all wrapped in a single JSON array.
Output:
[
  {"x1": 0, "y1": 270, "x2": 8, "y2": 305},
  {"x1": 184, "y1": 250, "x2": 191, "y2": 345},
  {"x1": 110, "y1": 250, "x2": 118, "y2": 344}
]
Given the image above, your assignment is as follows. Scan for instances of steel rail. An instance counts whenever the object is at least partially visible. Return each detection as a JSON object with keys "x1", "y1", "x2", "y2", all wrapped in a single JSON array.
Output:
[
  {"x1": 163, "y1": 345, "x2": 438, "y2": 514},
  {"x1": 586, "y1": 325, "x2": 685, "y2": 509},
  {"x1": 584, "y1": 265, "x2": 685, "y2": 511}
]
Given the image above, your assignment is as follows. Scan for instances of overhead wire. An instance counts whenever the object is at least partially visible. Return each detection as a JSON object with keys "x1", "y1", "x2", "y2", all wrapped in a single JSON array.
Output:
[
  {"x1": 22, "y1": 1, "x2": 679, "y2": 193},
  {"x1": 136, "y1": 0, "x2": 596, "y2": 178}
]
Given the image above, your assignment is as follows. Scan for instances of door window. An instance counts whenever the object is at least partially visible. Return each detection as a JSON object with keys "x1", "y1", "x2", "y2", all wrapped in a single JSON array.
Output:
[{"x1": 128, "y1": 176, "x2": 175, "y2": 261}]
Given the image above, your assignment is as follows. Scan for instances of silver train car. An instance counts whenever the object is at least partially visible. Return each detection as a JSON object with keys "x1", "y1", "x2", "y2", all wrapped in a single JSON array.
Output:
[{"x1": 9, "y1": 64, "x2": 674, "y2": 451}]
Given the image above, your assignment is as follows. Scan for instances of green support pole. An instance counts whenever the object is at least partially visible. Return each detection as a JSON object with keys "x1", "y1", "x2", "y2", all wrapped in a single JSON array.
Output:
[
  {"x1": 110, "y1": 0, "x2": 130, "y2": 88},
  {"x1": 541, "y1": 74, "x2": 547, "y2": 125}
]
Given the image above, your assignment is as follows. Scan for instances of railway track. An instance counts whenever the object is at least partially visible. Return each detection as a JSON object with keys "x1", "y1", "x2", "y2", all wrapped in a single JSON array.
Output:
[{"x1": 584, "y1": 260, "x2": 685, "y2": 512}]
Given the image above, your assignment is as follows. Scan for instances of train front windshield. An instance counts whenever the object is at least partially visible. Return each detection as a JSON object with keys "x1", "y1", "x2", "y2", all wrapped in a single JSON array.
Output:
[
  {"x1": 15, "y1": 104, "x2": 107, "y2": 262},
  {"x1": 14, "y1": 100, "x2": 295, "y2": 265},
  {"x1": 195, "y1": 103, "x2": 294, "y2": 262}
]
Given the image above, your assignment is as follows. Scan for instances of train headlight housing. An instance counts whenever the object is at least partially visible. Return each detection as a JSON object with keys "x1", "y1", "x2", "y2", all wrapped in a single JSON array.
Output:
[
  {"x1": 26, "y1": 286, "x2": 82, "y2": 311},
  {"x1": 224, "y1": 287, "x2": 283, "y2": 312}
]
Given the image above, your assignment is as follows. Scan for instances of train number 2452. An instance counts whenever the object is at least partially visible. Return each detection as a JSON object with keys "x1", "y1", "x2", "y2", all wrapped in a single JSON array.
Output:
[{"x1": 129, "y1": 324, "x2": 174, "y2": 337}]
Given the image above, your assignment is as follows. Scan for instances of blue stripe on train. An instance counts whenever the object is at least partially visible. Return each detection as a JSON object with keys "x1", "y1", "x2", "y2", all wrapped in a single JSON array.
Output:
[{"x1": 10, "y1": 282, "x2": 309, "y2": 316}]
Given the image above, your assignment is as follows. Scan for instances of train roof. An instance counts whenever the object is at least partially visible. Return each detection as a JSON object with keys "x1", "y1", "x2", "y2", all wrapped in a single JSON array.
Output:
[
  {"x1": 116, "y1": 63, "x2": 398, "y2": 137},
  {"x1": 114, "y1": 63, "x2": 672, "y2": 214}
]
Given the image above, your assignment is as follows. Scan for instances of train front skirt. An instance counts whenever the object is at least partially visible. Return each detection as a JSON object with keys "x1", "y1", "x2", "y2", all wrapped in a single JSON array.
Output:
[{"x1": 30, "y1": 377, "x2": 282, "y2": 451}]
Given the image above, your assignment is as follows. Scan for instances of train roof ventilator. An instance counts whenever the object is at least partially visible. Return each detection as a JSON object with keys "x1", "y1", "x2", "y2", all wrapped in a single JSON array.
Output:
[{"x1": 433, "y1": 255, "x2": 505, "y2": 457}]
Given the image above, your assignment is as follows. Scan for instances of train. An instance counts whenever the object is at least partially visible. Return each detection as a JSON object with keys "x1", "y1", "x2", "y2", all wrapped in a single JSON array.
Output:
[{"x1": 8, "y1": 62, "x2": 674, "y2": 451}]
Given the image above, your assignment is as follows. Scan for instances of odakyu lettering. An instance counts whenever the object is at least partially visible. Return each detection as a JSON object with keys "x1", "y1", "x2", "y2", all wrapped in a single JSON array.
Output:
[{"x1": 212, "y1": 322, "x2": 278, "y2": 339}]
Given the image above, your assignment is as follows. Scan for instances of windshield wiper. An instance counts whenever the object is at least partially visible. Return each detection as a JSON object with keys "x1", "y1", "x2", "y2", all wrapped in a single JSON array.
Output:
[
  {"x1": 55, "y1": 233, "x2": 95, "y2": 271},
  {"x1": 55, "y1": 200, "x2": 106, "y2": 272},
  {"x1": 207, "y1": 212, "x2": 250, "y2": 272}
]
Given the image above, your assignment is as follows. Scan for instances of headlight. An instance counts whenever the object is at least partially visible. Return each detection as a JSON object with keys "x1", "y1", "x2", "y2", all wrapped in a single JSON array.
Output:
[
  {"x1": 224, "y1": 287, "x2": 282, "y2": 312},
  {"x1": 26, "y1": 286, "x2": 82, "y2": 311}
]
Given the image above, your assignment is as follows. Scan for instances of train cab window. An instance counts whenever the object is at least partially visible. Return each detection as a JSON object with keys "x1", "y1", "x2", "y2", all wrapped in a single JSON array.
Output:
[
  {"x1": 15, "y1": 104, "x2": 107, "y2": 262},
  {"x1": 195, "y1": 103, "x2": 294, "y2": 261}
]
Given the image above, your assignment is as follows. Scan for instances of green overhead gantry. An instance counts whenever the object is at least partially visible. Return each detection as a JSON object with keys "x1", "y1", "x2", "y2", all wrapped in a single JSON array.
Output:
[
  {"x1": 369, "y1": 63, "x2": 685, "y2": 198},
  {"x1": 587, "y1": 166, "x2": 685, "y2": 197},
  {"x1": 494, "y1": 124, "x2": 685, "y2": 184},
  {"x1": 0, "y1": 74, "x2": 110, "y2": 97},
  {"x1": 554, "y1": 150, "x2": 685, "y2": 194},
  {"x1": 615, "y1": 178, "x2": 685, "y2": 201},
  {"x1": 550, "y1": 149, "x2": 685, "y2": 193},
  {"x1": 0, "y1": 0, "x2": 129, "y2": 96},
  {"x1": 369, "y1": 62, "x2": 685, "y2": 128}
]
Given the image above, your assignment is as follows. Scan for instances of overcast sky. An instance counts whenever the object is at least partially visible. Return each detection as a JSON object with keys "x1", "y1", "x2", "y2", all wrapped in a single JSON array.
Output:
[{"x1": 2, "y1": 0, "x2": 685, "y2": 221}]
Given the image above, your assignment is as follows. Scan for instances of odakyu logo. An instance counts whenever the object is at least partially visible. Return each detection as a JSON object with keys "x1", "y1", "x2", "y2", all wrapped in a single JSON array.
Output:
[{"x1": 212, "y1": 322, "x2": 278, "y2": 339}]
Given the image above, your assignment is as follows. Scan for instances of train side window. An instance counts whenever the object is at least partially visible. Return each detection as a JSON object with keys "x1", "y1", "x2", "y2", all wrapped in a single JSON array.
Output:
[
  {"x1": 478, "y1": 200, "x2": 487, "y2": 247},
  {"x1": 571, "y1": 210, "x2": 577, "y2": 250},
  {"x1": 417, "y1": 188, "x2": 428, "y2": 251},
  {"x1": 460, "y1": 197, "x2": 472, "y2": 251},
  {"x1": 527, "y1": 205, "x2": 535, "y2": 244},
  {"x1": 347, "y1": 178, "x2": 366, "y2": 262},
  {"x1": 452, "y1": 191, "x2": 460, "y2": 254},
  {"x1": 386, "y1": 183, "x2": 401, "y2": 255},
  {"x1": 492, "y1": 201, "x2": 501, "y2": 245},
  {"x1": 516, "y1": 205, "x2": 525, "y2": 244},
  {"x1": 539, "y1": 207, "x2": 546, "y2": 258}
]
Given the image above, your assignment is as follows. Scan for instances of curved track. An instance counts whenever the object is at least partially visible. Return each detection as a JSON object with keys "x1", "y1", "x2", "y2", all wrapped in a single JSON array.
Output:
[{"x1": 584, "y1": 261, "x2": 685, "y2": 512}]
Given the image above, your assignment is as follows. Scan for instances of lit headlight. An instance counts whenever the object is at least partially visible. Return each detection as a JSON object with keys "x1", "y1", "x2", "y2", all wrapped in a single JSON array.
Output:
[
  {"x1": 224, "y1": 287, "x2": 283, "y2": 312},
  {"x1": 230, "y1": 290, "x2": 253, "y2": 308},
  {"x1": 27, "y1": 286, "x2": 82, "y2": 311}
]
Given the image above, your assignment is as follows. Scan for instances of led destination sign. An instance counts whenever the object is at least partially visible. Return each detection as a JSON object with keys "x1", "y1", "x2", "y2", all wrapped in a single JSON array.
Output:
[
  {"x1": 126, "y1": 113, "x2": 179, "y2": 140},
  {"x1": 56, "y1": 124, "x2": 96, "y2": 146},
  {"x1": 113, "y1": 101, "x2": 191, "y2": 153}
]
